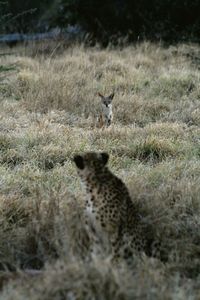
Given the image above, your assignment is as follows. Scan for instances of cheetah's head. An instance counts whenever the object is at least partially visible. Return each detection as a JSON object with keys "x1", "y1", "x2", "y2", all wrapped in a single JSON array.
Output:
[{"x1": 73, "y1": 152, "x2": 109, "y2": 177}]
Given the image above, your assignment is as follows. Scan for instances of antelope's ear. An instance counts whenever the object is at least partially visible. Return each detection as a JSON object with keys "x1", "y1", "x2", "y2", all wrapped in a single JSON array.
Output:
[
  {"x1": 98, "y1": 92, "x2": 104, "y2": 99},
  {"x1": 100, "y1": 152, "x2": 109, "y2": 165},
  {"x1": 109, "y1": 93, "x2": 114, "y2": 100},
  {"x1": 73, "y1": 155, "x2": 84, "y2": 170}
]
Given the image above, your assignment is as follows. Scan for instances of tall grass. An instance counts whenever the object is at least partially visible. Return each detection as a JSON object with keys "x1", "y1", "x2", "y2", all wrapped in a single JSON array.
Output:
[{"x1": 0, "y1": 41, "x2": 200, "y2": 299}]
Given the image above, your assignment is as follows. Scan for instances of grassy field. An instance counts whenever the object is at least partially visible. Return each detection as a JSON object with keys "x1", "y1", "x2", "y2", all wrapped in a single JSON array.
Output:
[{"x1": 0, "y1": 41, "x2": 200, "y2": 299}]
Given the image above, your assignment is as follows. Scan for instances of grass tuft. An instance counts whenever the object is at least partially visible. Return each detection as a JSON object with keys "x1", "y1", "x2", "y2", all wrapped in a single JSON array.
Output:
[{"x1": 134, "y1": 137, "x2": 178, "y2": 162}]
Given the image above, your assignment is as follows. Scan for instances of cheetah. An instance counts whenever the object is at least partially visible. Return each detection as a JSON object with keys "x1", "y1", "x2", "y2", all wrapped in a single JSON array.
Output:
[
  {"x1": 73, "y1": 151, "x2": 161, "y2": 261},
  {"x1": 96, "y1": 92, "x2": 114, "y2": 128}
]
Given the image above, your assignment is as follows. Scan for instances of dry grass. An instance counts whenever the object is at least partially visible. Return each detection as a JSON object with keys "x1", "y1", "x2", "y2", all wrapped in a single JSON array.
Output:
[{"x1": 0, "y1": 41, "x2": 200, "y2": 299}]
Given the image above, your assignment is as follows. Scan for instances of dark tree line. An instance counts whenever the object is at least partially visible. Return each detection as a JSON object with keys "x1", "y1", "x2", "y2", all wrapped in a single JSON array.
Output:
[
  {"x1": 1, "y1": 0, "x2": 200, "y2": 43},
  {"x1": 59, "y1": 0, "x2": 200, "y2": 43},
  {"x1": 0, "y1": 0, "x2": 52, "y2": 33}
]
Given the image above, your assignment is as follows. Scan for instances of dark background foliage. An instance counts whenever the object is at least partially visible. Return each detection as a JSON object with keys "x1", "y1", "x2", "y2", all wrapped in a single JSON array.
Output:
[{"x1": 1, "y1": 0, "x2": 200, "y2": 43}]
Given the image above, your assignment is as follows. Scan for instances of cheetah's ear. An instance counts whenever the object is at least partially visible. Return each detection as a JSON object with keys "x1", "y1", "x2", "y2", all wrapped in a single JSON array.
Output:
[
  {"x1": 100, "y1": 152, "x2": 109, "y2": 165},
  {"x1": 73, "y1": 155, "x2": 85, "y2": 170},
  {"x1": 108, "y1": 93, "x2": 114, "y2": 100}
]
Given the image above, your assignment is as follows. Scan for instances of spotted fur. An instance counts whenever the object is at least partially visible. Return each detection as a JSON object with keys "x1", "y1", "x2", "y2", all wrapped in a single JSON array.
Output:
[{"x1": 73, "y1": 152, "x2": 161, "y2": 261}]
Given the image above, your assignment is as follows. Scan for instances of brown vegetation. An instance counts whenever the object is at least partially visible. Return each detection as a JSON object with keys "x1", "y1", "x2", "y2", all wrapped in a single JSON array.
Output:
[{"x1": 0, "y1": 41, "x2": 200, "y2": 299}]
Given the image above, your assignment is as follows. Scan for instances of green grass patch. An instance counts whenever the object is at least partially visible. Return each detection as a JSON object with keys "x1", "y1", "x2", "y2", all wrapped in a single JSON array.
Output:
[
  {"x1": 132, "y1": 137, "x2": 179, "y2": 162},
  {"x1": 0, "y1": 64, "x2": 16, "y2": 72}
]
